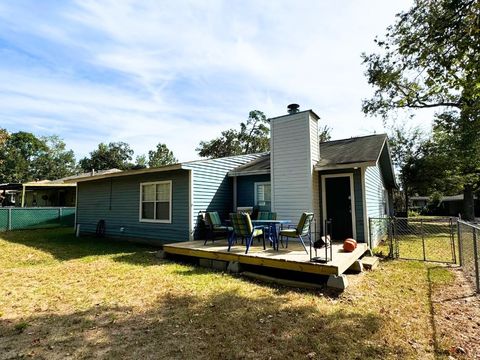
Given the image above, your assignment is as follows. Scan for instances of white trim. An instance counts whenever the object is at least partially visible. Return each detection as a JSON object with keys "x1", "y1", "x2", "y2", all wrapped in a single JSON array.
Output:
[
  {"x1": 254, "y1": 181, "x2": 271, "y2": 208},
  {"x1": 138, "y1": 180, "x2": 172, "y2": 224},
  {"x1": 321, "y1": 173, "x2": 357, "y2": 239},
  {"x1": 314, "y1": 161, "x2": 375, "y2": 171},
  {"x1": 188, "y1": 170, "x2": 194, "y2": 241},
  {"x1": 360, "y1": 167, "x2": 369, "y2": 245}
]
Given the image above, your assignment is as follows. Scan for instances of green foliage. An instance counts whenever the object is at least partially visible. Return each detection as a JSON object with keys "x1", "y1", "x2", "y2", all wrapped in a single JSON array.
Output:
[
  {"x1": 147, "y1": 143, "x2": 178, "y2": 168},
  {"x1": 35, "y1": 136, "x2": 77, "y2": 180},
  {"x1": 134, "y1": 155, "x2": 147, "y2": 169},
  {"x1": 0, "y1": 131, "x2": 76, "y2": 183},
  {"x1": 319, "y1": 125, "x2": 332, "y2": 143},
  {"x1": 79, "y1": 142, "x2": 134, "y2": 171},
  {"x1": 363, "y1": 0, "x2": 480, "y2": 219},
  {"x1": 197, "y1": 110, "x2": 269, "y2": 158}
]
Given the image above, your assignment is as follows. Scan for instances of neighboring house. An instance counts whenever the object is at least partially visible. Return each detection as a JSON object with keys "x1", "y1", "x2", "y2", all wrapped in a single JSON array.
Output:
[
  {"x1": 72, "y1": 107, "x2": 396, "y2": 247},
  {"x1": 0, "y1": 169, "x2": 121, "y2": 208},
  {"x1": 410, "y1": 195, "x2": 480, "y2": 217}
]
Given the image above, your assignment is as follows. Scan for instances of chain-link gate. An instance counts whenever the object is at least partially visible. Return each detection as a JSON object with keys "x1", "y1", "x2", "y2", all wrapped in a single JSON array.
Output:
[
  {"x1": 457, "y1": 220, "x2": 480, "y2": 293},
  {"x1": 369, "y1": 217, "x2": 457, "y2": 264}
]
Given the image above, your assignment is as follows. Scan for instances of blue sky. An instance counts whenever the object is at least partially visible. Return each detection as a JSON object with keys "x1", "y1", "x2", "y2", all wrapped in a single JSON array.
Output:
[{"x1": 0, "y1": 0, "x2": 420, "y2": 161}]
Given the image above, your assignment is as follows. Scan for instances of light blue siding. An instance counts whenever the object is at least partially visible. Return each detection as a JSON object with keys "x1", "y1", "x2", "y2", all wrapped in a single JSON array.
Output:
[
  {"x1": 76, "y1": 170, "x2": 190, "y2": 244},
  {"x1": 365, "y1": 165, "x2": 388, "y2": 246},
  {"x1": 236, "y1": 174, "x2": 271, "y2": 208},
  {"x1": 183, "y1": 154, "x2": 263, "y2": 237}
]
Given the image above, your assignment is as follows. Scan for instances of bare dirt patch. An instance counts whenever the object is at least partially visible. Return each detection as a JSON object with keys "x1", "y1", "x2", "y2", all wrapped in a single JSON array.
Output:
[{"x1": 433, "y1": 267, "x2": 480, "y2": 359}]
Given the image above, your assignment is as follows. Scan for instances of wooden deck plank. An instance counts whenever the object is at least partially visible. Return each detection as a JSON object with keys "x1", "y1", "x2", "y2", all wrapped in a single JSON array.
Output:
[{"x1": 163, "y1": 240, "x2": 368, "y2": 276}]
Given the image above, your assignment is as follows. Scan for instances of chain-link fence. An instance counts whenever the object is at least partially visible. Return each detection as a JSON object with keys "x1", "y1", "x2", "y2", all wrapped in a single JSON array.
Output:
[
  {"x1": 458, "y1": 220, "x2": 480, "y2": 293},
  {"x1": 0, "y1": 207, "x2": 75, "y2": 231},
  {"x1": 369, "y1": 217, "x2": 457, "y2": 264}
]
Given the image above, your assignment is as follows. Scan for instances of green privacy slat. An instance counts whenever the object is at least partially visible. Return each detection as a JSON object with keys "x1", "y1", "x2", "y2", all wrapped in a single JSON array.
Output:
[{"x1": 0, "y1": 208, "x2": 75, "y2": 231}]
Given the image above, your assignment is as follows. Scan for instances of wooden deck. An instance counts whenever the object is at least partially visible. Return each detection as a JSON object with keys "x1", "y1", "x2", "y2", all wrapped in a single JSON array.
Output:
[{"x1": 163, "y1": 239, "x2": 369, "y2": 276}]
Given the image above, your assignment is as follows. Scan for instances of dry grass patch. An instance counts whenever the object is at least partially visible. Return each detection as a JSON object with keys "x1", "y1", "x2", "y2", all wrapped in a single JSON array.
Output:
[{"x1": 0, "y1": 228, "x2": 458, "y2": 359}]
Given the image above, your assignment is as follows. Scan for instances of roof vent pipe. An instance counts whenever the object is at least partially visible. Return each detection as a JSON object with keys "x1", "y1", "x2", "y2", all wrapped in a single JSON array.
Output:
[{"x1": 287, "y1": 103, "x2": 300, "y2": 114}]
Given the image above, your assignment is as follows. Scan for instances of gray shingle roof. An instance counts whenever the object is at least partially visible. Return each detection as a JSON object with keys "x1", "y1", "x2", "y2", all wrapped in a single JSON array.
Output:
[
  {"x1": 228, "y1": 134, "x2": 389, "y2": 176},
  {"x1": 316, "y1": 134, "x2": 387, "y2": 167},
  {"x1": 228, "y1": 154, "x2": 270, "y2": 175}
]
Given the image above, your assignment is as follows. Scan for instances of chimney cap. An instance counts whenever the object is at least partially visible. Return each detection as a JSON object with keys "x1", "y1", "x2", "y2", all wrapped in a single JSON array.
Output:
[{"x1": 287, "y1": 104, "x2": 300, "y2": 114}]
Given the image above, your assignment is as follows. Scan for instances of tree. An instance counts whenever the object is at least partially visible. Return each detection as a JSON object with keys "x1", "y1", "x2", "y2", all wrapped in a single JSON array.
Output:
[
  {"x1": 0, "y1": 131, "x2": 47, "y2": 183},
  {"x1": 34, "y1": 136, "x2": 77, "y2": 180},
  {"x1": 197, "y1": 110, "x2": 269, "y2": 158},
  {"x1": 319, "y1": 125, "x2": 332, "y2": 143},
  {"x1": 148, "y1": 143, "x2": 178, "y2": 168},
  {"x1": 79, "y1": 142, "x2": 134, "y2": 172},
  {"x1": 362, "y1": 0, "x2": 480, "y2": 220},
  {"x1": 387, "y1": 122, "x2": 425, "y2": 212},
  {"x1": 0, "y1": 131, "x2": 77, "y2": 183}
]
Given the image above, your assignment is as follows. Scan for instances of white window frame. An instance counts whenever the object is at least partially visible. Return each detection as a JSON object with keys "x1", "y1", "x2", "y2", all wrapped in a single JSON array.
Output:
[
  {"x1": 254, "y1": 182, "x2": 271, "y2": 208},
  {"x1": 139, "y1": 180, "x2": 172, "y2": 224}
]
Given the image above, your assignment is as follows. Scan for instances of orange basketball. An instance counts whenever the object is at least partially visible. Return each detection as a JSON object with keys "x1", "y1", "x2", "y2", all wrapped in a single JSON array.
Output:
[{"x1": 343, "y1": 238, "x2": 357, "y2": 252}]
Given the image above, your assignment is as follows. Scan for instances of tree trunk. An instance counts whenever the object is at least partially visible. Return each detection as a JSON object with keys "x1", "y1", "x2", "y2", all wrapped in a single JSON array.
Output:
[{"x1": 462, "y1": 185, "x2": 475, "y2": 221}]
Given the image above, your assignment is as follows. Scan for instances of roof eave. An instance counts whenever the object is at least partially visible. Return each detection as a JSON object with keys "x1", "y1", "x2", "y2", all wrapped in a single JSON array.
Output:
[
  {"x1": 228, "y1": 169, "x2": 271, "y2": 177},
  {"x1": 314, "y1": 161, "x2": 376, "y2": 171},
  {"x1": 68, "y1": 164, "x2": 185, "y2": 183}
]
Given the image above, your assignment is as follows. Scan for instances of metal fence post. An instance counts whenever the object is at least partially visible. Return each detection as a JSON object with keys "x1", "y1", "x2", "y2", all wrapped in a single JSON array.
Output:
[
  {"x1": 7, "y1": 208, "x2": 12, "y2": 231},
  {"x1": 421, "y1": 218, "x2": 426, "y2": 261},
  {"x1": 450, "y1": 218, "x2": 456, "y2": 264},
  {"x1": 473, "y1": 227, "x2": 480, "y2": 293},
  {"x1": 457, "y1": 220, "x2": 463, "y2": 266},
  {"x1": 388, "y1": 217, "x2": 394, "y2": 258}
]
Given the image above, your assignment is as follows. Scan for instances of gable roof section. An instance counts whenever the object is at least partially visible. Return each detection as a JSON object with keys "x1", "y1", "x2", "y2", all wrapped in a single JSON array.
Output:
[
  {"x1": 315, "y1": 134, "x2": 387, "y2": 168},
  {"x1": 69, "y1": 153, "x2": 265, "y2": 183},
  {"x1": 228, "y1": 133, "x2": 397, "y2": 188},
  {"x1": 228, "y1": 153, "x2": 270, "y2": 176}
]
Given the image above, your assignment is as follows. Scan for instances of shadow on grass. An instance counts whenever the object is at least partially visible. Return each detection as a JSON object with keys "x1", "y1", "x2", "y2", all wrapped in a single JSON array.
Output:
[
  {"x1": 0, "y1": 290, "x2": 391, "y2": 360},
  {"x1": 0, "y1": 228, "x2": 157, "y2": 262}
]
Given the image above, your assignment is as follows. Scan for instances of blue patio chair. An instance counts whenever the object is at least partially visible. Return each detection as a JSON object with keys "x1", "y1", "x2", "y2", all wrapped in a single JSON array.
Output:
[
  {"x1": 279, "y1": 212, "x2": 314, "y2": 254},
  {"x1": 204, "y1": 211, "x2": 232, "y2": 245},
  {"x1": 229, "y1": 212, "x2": 265, "y2": 254}
]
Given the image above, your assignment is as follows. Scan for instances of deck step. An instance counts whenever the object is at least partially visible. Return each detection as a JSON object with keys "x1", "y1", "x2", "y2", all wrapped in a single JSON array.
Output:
[{"x1": 361, "y1": 256, "x2": 379, "y2": 270}]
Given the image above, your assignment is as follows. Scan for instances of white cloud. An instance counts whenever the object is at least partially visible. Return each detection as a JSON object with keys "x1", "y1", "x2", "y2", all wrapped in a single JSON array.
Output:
[{"x1": 0, "y1": 0, "x2": 429, "y2": 163}]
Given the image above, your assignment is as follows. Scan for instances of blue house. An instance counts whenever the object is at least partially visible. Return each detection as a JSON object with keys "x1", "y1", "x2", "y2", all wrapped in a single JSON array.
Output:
[{"x1": 73, "y1": 107, "x2": 396, "y2": 248}]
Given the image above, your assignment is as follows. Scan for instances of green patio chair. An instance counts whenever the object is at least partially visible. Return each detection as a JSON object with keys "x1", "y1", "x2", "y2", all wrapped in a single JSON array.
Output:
[
  {"x1": 204, "y1": 211, "x2": 232, "y2": 245},
  {"x1": 229, "y1": 212, "x2": 265, "y2": 254},
  {"x1": 257, "y1": 212, "x2": 277, "y2": 220},
  {"x1": 279, "y1": 212, "x2": 314, "y2": 254}
]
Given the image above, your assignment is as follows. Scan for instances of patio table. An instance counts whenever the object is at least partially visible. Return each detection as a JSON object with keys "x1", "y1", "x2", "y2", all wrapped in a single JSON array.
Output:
[{"x1": 251, "y1": 219, "x2": 291, "y2": 251}]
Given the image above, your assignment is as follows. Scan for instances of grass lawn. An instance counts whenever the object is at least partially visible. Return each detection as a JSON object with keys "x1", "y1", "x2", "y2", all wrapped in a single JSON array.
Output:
[{"x1": 0, "y1": 228, "x2": 462, "y2": 359}]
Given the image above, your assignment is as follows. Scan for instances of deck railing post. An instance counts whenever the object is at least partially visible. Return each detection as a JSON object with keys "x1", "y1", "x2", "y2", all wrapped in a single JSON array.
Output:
[{"x1": 368, "y1": 217, "x2": 373, "y2": 250}]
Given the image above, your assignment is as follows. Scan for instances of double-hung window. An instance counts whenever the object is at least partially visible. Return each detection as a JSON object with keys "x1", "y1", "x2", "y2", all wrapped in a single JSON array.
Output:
[
  {"x1": 254, "y1": 182, "x2": 271, "y2": 211},
  {"x1": 140, "y1": 181, "x2": 172, "y2": 223}
]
